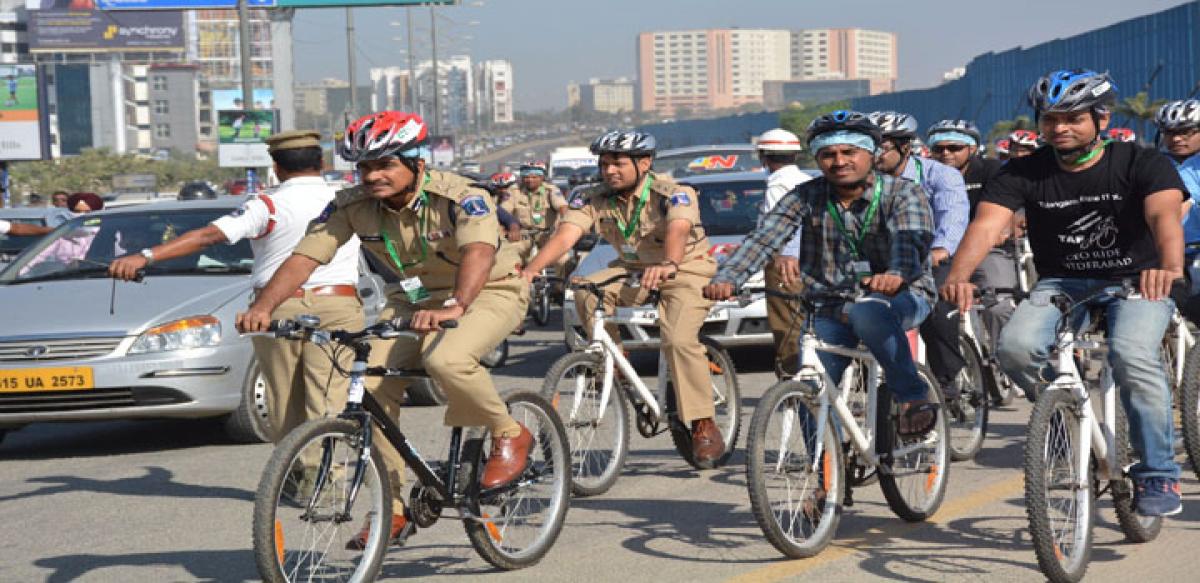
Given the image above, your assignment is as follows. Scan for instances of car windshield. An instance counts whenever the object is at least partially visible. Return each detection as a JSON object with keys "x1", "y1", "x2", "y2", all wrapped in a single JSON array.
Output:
[
  {"x1": 655, "y1": 149, "x2": 760, "y2": 178},
  {"x1": 690, "y1": 180, "x2": 767, "y2": 237},
  {"x1": 0, "y1": 209, "x2": 253, "y2": 284}
]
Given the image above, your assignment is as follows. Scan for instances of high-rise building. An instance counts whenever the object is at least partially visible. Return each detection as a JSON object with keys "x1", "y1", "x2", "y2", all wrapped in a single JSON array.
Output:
[
  {"x1": 578, "y1": 77, "x2": 636, "y2": 114},
  {"x1": 0, "y1": 10, "x2": 28, "y2": 65},
  {"x1": 637, "y1": 27, "x2": 897, "y2": 115},
  {"x1": 410, "y1": 55, "x2": 473, "y2": 132},
  {"x1": 792, "y1": 28, "x2": 897, "y2": 94},
  {"x1": 148, "y1": 64, "x2": 201, "y2": 157},
  {"x1": 190, "y1": 9, "x2": 274, "y2": 92},
  {"x1": 369, "y1": 68, "x2": 412, "y2": 113},
  {"x1": 475, "y1": 59, "x2": 513, "y2": 126}
]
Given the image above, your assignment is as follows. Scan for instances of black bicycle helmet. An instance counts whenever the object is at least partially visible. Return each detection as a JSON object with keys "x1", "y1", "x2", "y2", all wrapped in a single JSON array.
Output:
[
  {"x1": 589, "y1": 130, "x2": 657, "y2": 157},
  {"x1": 805, "y1": 110, "x2": 882, "y2": 149},
  {"x1": 178, "y1": 181, "x2": 217, "y2": 201},
  {"x1": 1155, "y1": 99, "x2": 1200, "y2": 131},
  {"x1": 867, "y1": 111, "x2": 919, "y2": 139},
  {"x1": 926, "y1": 119, "x2": 982, "y2": 144},
  {"x1": 1027, "y1": 69, "x2": 1117, "y2": 114}
]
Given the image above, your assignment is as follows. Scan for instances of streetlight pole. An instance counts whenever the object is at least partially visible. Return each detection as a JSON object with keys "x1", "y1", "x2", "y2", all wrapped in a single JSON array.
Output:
[
  {"x1": 430, "y1": 4, "x2": 440, "y2": 136},
  {"x1": 407, "y1": 8, "x2": 417, "y2": 111},
  {"x1": 237, "y1": 0, "x2": 254, "y2": 109},
  {"x1": 347, "y1": 7, "x2": 358, "y2": 120}
]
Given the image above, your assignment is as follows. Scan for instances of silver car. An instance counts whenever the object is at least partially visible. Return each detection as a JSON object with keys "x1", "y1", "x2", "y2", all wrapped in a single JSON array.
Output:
[
  {"x1": 0, "y1": 198, "x2": 387, "y2": 445},
  {"x1": 564, "y1": 170, "x2": 816, "y2": 351}
]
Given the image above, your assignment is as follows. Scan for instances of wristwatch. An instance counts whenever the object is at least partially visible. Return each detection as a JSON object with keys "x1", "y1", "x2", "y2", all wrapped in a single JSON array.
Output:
[{"x1": 140, "y1": 248, "x2": 156, "y2": 265}]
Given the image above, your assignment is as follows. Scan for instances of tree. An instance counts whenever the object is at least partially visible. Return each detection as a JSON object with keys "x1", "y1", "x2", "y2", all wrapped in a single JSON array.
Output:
[
  {"x1": 1113, "y1": 91, "x2": 1168, "y2": 145},
  {"x1": 987, "y1": 115, "x2": 1033, "y2": 144},
  {"x1": 8, "y1": 149, "x2": 242, "y2": 197},
  {"x1": 778, "y1": 99, "x2": 850, "y2": 166}
]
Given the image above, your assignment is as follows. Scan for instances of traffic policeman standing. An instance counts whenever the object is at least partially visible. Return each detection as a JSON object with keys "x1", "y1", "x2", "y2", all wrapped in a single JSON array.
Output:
[
  {"x1": 236, "y1": 112, "x2": 532, "y2": 547},
  {"x1": 109, "y1": 130, "x2": 364, "y2": 449},
  {"x1": 522, "y1": 130, "x2": 727, "y2": 467}
]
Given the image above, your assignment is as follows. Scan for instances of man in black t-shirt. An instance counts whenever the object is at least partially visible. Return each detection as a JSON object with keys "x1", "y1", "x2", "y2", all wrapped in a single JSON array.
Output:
[{"x1": 942, "y1": 69, "x2": 1186, "y2": 517}]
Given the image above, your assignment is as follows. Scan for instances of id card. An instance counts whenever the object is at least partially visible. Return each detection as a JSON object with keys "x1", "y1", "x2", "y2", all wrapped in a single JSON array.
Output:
[
  {"x1": 400, "y1": 276, "x2": 431, "y2": 303},
  {"x1": 532, "y1": 212, "x2": 544, "y2": 223},
  {"x1": 621, "y1": 244, "x2": 639, "y2": 261},
  {"x1": 851, "y1": 260, "x2": 872, "y2": 279}
]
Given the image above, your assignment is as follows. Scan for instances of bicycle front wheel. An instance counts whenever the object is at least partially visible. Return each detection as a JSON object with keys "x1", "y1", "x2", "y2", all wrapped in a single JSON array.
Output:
[
  {"x1": 253, "y1": 418, "x2": 391, "y2": 583},
  {"x1": 668, "y1": 337, "x2": 742, "y2": 470},
  {"x1": 1024, "y1": 388, "x2": 1094, "y2": 583},
  {"x1": 947, "y1": 337, "x2": 989, "y2": 462},
  {"x1": 746, "y1": 380, "x2": 843, "y2": 558},
  {"x1": 541, "y1": 351, "x2": 631, "y2": 496},
  {"x1": 877, "y1": 366, "x2": 950, "y2": 522},
  {"x1": 532, "y1": 286, "x2": 551, "y2": 326},
  {"x1": 462, "y1": 392, "x2": 572, "y2": 570}
]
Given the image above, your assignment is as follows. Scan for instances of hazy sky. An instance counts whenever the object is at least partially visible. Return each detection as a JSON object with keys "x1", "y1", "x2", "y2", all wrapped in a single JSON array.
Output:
[{"x1": 291, "y1": 0, "x2": 1191, "y2": 112}]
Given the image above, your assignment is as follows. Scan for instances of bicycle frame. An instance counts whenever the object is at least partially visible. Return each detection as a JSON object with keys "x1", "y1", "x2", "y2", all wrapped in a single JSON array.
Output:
[
  {"x1": 1168, "y1": 311, "x2": 1195, "y2": 388},
  {"x1": 1045, "y1": 329, "x2": 1121, "y2": 484},
  {"x1": 574, "y1": 306, "x2": 671, "y2": 423}
]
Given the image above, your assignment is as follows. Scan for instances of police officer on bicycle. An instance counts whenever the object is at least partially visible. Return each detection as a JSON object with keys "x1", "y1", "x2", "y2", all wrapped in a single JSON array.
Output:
[
  {"x1": 521, "y1": 129, "x2": 727, "y2": 466},
  {"x1": 237, "y1": 111, "x2": 532, "y2": 546}
]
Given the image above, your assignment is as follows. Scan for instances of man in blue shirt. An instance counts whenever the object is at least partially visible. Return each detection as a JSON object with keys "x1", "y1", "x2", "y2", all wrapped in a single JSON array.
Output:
[
  {"x1": 869, "y1": 111, "x2": 971, "y2": 396},
  {"x1": 1156, "y1": 100, "x2": 1200, "y2": 323}
]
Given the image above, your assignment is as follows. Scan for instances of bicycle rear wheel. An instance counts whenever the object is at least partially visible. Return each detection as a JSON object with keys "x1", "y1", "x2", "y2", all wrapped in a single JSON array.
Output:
[
  {"x1": 746, "y1": 380, "x2": 843, "y2": 558},
  {"x1": 877, "y1": 366, "x2": 950, "y2": 522},
  {"x1": 532, "y1": 285, "x2": 551, "y2": 326},
  {"x1": 667, "y1": 337, "x2": 742, "y2": 469},
  {"x1": 541, "y1": 351, "x2": 630, "y2": 496},
  {"x1": 462, "y1": 392, "x2": 571, "y2": 570},
  {"x1": 1025, "y1": 388, "x2": 1094, "y2": 583},
  {"x1": 253, "y1": 418, "x2": 391, "y2": 583},
  {"x1": 947, "y1": 337, "x2": 989, "y2": 462},
  {"x1": 1180, "y1": 341, "x2": 1200, "y2": 481}
]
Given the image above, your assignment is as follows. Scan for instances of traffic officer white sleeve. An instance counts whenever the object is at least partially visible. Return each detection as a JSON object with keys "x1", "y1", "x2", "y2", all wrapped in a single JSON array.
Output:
[
  {"x1": 0, "y1": 219, "x2": 10, "y2": 235},
  {"x1": 211, "y1": 198, "x2": 271, "y2": 244},
  {"x1": 762, "y1": 177, "x2": 803, "y2": 257}
]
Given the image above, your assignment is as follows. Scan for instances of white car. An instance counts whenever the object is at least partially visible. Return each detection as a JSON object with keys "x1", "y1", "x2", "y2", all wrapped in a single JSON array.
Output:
[{"x1": 563, "y1": 170, "x2": 817, "y2": 351}]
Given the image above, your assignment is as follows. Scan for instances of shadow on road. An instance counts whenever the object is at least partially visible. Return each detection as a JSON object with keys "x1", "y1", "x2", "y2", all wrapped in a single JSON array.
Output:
[
  {"x1": 0, "y1": 418, "x2": 253, "y2": 460},
  {"x1": 0, "y1": 465, "x2": 253, "y2": 503},
  {"x1": 574, "y1": 496, "x2": 767, "y2": 563},
  {"x1": 34, "y1": 549, "x2": 257, "y2": 583}
]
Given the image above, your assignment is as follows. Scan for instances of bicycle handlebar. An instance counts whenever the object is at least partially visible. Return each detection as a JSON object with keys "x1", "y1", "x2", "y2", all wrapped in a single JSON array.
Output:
[{"x1": 268, "y1": 317, "x2": 459, "y2": 343}]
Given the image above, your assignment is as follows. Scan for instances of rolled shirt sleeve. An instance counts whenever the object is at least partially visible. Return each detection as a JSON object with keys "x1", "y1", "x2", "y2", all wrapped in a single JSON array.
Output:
[
  {"x1": 452, "y1": 192, "x2": 503, "y2": 249},
  {"x1": 714, "y1": 190, "x2": 807, "y2": 288},
  {"x1": 210, "y1": 198, "x2": 270, "y2": 245},
  {"x1": 560, "y1": 196, "x2": 599, "y2": 232},
  {"x1": 665, "y1": 185, "x2": 701, "y2": 226},
  {"x1": 885, "y1": 181, "x2": 936, "y2": 282}
]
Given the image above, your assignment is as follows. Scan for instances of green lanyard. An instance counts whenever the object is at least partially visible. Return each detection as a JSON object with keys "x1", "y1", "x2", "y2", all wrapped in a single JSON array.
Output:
[
  {"x1": 913, "y1": 157, "x2": 924, "y2": 184},
  {"x1": 380, "y1": 175, "x2": 431, "y2": 277},
  {"x1": 825, "y1": 177, "x2": 883, "y2": 260},
  {"x1": 531, "y1": 186, "x2": 545, "y2": 223},
  {"x1": 610, "y1": 175, "x2": 654, "y2": 240},
  {"x1": 1071, "y1": 139, "x2": 1112, "y2": 165}
]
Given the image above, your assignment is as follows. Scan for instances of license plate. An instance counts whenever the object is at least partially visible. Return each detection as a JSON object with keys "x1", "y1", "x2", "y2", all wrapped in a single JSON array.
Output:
[{"x1": 0, "y1": 367, "x2": 95, "y2": 393}]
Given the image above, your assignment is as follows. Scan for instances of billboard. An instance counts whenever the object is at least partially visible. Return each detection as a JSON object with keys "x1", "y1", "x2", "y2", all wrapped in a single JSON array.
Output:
[
  {"x1": 28, "y1": 9, "x2": 185, "y2": 53},
  {"x1": 430, "y1": 135, "x2": 454, "y2": 167},
  {"x1": 212, "y1": 88, "x2": 275, "y2": 112},
  {"x1": 277, "y1": 0, "x2": 454, "y2": 6},
  {"x1": 218, "y1": 109, "x2": 276, "y2": 168},
  {"x1": 0, "y1": 65, "x2": 45, "y2": 160},
  {"x1": 95, "y1": 0, "x2": 274, "y2": 9}
]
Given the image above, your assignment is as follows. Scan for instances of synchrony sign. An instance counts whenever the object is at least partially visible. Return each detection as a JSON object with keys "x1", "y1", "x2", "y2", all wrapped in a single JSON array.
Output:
[{"x1": 97, "y1": 0, "x2": 276, "y2": 9}]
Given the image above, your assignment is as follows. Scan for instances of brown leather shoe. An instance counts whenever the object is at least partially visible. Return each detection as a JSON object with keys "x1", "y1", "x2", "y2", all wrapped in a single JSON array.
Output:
[
  {"x1": 481, "y1": 424, "x2": 533, "y2": 488},
  {"x1": 691, "y1": 418, "x2": 726, "y2": 468},
  {"x1": 345, "y1": 512, "x2": 411, "y2": 550}
]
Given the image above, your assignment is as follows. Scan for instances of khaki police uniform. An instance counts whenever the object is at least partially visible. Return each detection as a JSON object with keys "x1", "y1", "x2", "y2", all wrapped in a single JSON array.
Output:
[
  {"x1": 211, "y1": 130, "x2": 364, "y2": 454},
  {"x1": 293, "y1": 169, "x2": 528, "y2": 501},
  {"x1": 501, "y1": 183, "x2": 569, "y2": 267},
  {"x1": 560, "y1": 171, "x2": 718, "y2": 423}
]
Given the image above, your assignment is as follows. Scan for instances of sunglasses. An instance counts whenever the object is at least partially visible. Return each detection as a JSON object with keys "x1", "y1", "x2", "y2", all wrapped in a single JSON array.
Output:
[{"x1": 931, "y1": 144, "x2": 968, "y2": 154}]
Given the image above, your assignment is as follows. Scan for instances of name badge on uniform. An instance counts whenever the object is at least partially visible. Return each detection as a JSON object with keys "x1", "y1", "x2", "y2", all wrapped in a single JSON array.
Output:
[
  {"x1": 850, "y1": 260, "x2": 872, "y2": 280},
  {"x1": 532, "y1": 212, "x2": 544, "y2": 223},
  {"x1": 400, "y1": 276, "x2": 431, "y2": 303},
  {"x1": 621, "y1": 244, "x2": 639, "y2": 261}
]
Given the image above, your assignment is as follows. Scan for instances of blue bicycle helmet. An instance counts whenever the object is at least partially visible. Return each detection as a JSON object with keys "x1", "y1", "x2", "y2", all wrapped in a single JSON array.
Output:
[
  {"x1": 1027, "y1": 69, "x2": 1117, "y2": 114},
  {"x1": 805, "y1": 110, "x2": 882, "y2": 148}
]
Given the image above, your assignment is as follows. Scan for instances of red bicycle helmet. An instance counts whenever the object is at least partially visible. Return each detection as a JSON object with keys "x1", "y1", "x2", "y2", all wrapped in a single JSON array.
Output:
[
  {"x1": 1104, "y1": 127, "x2": 1136, "y2": 143},
  {"x1": 490, "y1": 172, "x2": 517, "y2": 188},
  {"x1": 1008, "y1": 130, "x2": 1041, "y2": 149},
  {"x1": 338, "y1": 111, "x2": 429, "y2": 163}
]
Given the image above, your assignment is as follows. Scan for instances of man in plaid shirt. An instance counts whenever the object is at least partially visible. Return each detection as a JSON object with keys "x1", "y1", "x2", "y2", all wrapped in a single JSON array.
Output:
[{"x1": 704, "y1": 110, "x2": 941, "y2": 436}]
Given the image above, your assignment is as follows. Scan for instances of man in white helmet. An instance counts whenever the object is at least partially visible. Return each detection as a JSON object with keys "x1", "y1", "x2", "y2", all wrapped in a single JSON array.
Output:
[{"x1": 756, "y1": 128, "x2": 813, "y2": 375}]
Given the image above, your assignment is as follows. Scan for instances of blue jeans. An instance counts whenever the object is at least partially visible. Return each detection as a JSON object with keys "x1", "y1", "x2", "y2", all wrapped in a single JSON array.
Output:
[
  {"x1": 810, "y1": 290, "x2": 932, "y2": 403},
  {"x1": 997, "y1": 277, "x2": 1180, "y2": 480}
]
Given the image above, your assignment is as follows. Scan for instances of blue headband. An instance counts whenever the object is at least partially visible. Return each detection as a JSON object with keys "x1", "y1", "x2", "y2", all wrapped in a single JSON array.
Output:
[
  {"x1": 927, "y1": 131, "x2": 978, "y2": 147},
  {"x1": 809, "y1": 130, "x2": 877, "y2": 154},
  {"x1": 519, "y1": 168, "x2": 546, "y2": 177}
]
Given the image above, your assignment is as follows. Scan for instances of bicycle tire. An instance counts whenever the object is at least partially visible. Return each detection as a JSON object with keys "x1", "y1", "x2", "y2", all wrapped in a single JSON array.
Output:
[
  {"x1": 746, "y1": 380, "x2": 843, "y2": 558},
  {"x1": 1112, "y1": 401, "x2": 1163, "y2": 543},
  {"x1": 253, "y1": 418, "x2": 391, "y2": 583},
  {"x1": 667, "y1": 337, "x2": 742, "y2": 470},
  {"x1": 876, "y1": 365, "x2": 950, "y2": 522},
  {"x1": 1180, "y1": 337, "x2": 1200, "y2": 482},
  {"x1": 533, "y1": 287, "x2": 551, "y2": 327},
  {"x1": 461, "y1": 392, "x2": 572, "y2": 570},
  {"x1": 1024, "y1": 388, "x2": 1094, "y2": 583},
  {"x1": 948, "y1": 337, "x2": 989, "y2": 462},
  {"x1": 540, "y1": 351, "x2": 631, "y2": 496}
]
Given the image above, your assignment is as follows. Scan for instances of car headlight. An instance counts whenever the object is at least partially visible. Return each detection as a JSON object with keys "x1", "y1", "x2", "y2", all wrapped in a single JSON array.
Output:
[{"x1": 128, "y1": 316, "x2": 222, "y2": 354}]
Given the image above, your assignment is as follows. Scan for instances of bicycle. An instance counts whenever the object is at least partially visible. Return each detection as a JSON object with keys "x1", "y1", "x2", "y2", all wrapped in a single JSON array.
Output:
[
  {"x1": 523, "y1": 228, "x2": 557, "y2": 327},
  {"x1": 744, "y1": 287, "x2": 950, "y2": 559},
  {"x1": 250, "y1": 316, "x2": 571, "y2": 582},
  {"x1": 540, "y1": 271, "x2": 741, "y2": 496},
  {"x1": 1022, "y1": 282, "x2": 1164, "y2": 583},
  {"x1": 942, "y1": 286, "x2": 1024, "y2": 461}
]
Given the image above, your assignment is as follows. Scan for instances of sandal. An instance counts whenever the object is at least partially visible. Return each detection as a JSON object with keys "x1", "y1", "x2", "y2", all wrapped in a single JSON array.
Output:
[{"x1": 897, "y1": 400, "x2": 940, "y2": 438}]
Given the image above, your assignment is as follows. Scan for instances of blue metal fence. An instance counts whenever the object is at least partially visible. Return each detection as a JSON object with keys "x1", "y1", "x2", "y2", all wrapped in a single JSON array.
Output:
[
  {"x1": 852, "y1": 1, "x2": 1200, "y2": 139},
  {"x1": 638, "y1": 111, "x2": 779, "y2": 149}
]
